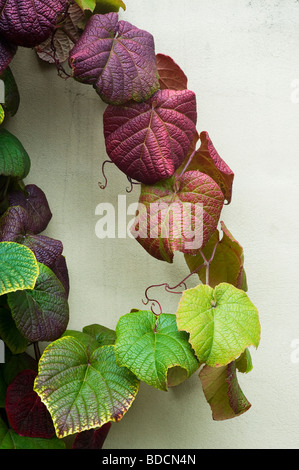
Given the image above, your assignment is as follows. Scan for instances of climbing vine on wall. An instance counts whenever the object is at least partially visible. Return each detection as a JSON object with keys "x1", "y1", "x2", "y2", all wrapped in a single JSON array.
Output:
[{"x1": 0, "y1": 0, "x2": 260, "y2": 449}]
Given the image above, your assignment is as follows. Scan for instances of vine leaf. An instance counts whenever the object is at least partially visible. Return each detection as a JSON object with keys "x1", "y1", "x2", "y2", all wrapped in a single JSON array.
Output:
[
  {"x1": 0, "y1": 206, "x2": 63, "y2": 268},
  {"x1": 50, "y1": 255, "x2": 70, "y2": 298},
  {"x1": 0, "y1": 242, "x2": 39, "y2": 296},
  {"x1": 132, "y1": 171, "x2": 224, "y2": 263},
  {"x1": 115, "y1": 310, "x2": 199, "y2": 391},
  {"x1": 69, "y1": 12, "x2": 159, "y2": 105},
  {"x1": 8, "y1": 184, "x2": 52, "y2": 234},
  {"x1": 0, "y1": 416, "x2": 65, "y2": 449},
  {"x1": 185, "y1": 221, "x2": 248, "y2": 290},
  {"x1": 0, "y1": 129, "x2": 30, "y2": 179},
  {"x1": 35, "y1": 3, "x2": 85, "y2": 65},
  {"x1": 82, "y1": 323, "x2": 116, "y2": 346},
  {"x1": 0, "y1": 0, "x2": 69, "y2": 48},
  {"x1": 103, "y1": 89, "x2": 198, "y2": 184},
  {"x1": 0, "y1": 36, "x2": 17, "y2": 74},
  {"x1": 0, "y1": 307, "x2": 28, "y2": 354},
  {"x1": 179, "y1": 131, "x2": 234, "y2": 204},
  {"x1": 176, "y1": 283, "x2": 260, "y2": 367},
  {"x1": 7, "y1": 263, "x2": 69, "y2": 342},
  {"x1": 156, "y1": 53, "x2": 188, "y2": 91},
  {"x1": 72, "y1": 422, "x2": 111, "y2": 449},
  {"x1": 74, "y1": 0, "x2": 126, "y2": 12},
  {"x1": 34, "y1": 337, "x2": 140, "y2": 438},
  {"x1": 199, "y1": 361, "x2": 251, "y2": 420},
  {"x1": 5, "y1": 370, "x2": 55, "y2": 438}
]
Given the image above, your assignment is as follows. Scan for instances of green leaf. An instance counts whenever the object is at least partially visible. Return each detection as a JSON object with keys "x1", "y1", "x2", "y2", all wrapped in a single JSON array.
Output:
[
  {"x1": 0, "y1": 129, "x2": 30, "y2": 179},
  {"x1": 74, "y1": 0, "x2": 125, "y2": 12},
  {"x1": 199, "y1": 361, "x2": 251, "y2": 421},
  {"x1": 83, "y1": 324, "x2": 116, "y2": 346},
  {"x1": 185, "y1": 221, "x2": 248, "y2": 290},
  {"x1": 0, "y1": 67, "x2": 20, "y2": 117},
  {"x1": 236, "y1": 348, "x2": 253, "y2": 374},
  {"x1": 7, "y1": 263, "x2": 69, "y2": 342},
  {"x1": 0, "y1": 242, "x2": 39, "y2": 295},
  {"x1": 0, "y1": 416, "x2": 65, "y2": 449},
  {"x1": 0, "y1": 105, "x2": 4, "y2": 124},
  {"x1": 62, "y1": 329, "x2": 100, "y2": 352},
  {"x1": 176, "y1": 283, "x2": 260, "y2": 367},
  {"x1": 34, "y1": 337, "x2": 140, "y2": 438},
  {"x1": 0, "y1": 307, "x2": 28, "y2": 354},
  {"x1": 115, "y1": 310, "x2": 199, "y2": 391}
]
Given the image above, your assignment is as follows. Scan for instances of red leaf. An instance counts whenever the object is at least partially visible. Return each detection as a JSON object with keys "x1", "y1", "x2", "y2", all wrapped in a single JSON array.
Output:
[
  {"x1": 183, "y1": 131, "x2": 234, "y2": 203},
  {"x1": 5, "y1": 370, "x2": 55, "y2": 438},
  {"x1": 156, "y1": 53, "x2": 188, "y2": 91},
  {"x1": 103, "y1": 89, "x2": 197, "y2": 184},
  {"x1": 72, "y1": 422, "x2": 112, "y2": 449},
  {"x1": 0, "y1": 35, "x2": 17, "y2": 74},
  {"x1": 132, "y1": 170, "x2": 224, "y2": 263}
]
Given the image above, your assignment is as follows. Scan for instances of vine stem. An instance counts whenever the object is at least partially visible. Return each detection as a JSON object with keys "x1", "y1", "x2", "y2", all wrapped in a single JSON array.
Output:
[
  {"x1": 143, "y1": 240, "x2": 220, "y2": 315},
  {"x1": 98, "y1": 160, "x2": 114, "y2": 189}
]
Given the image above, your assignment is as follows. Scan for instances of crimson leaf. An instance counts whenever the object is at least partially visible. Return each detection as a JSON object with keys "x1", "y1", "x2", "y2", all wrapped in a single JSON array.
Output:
[
  {"x1": 156, "y1": 53, "x2": 188, "y2": 91},
  {"x1": 5, "y1": 369, "x2": 55, "y2": 438},
  {"x1": 69, "y1": 12, "x2": 159, "y2": 105},
  {"x1": 72, "y1": 423, "x2": 111, "y2": 449},
  {"x1": 103, "y1": 89, "x2": 197, "y2": 184}
]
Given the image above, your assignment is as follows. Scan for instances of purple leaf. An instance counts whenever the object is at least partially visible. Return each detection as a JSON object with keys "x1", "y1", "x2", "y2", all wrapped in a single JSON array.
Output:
[
  {"x1": 0, "y1": 0, "x2": 69, "y2": 48},
  {"x1": 0, "y1": 35, "x2": 17, "y2": 74},
  {"x1": 5, "y1": 369, "x2": 55, "y2": 438},
  {"x1": 103, "y1": 89, "x2": 197, "y2": 184},
  {"x1": 51, "y1": 255, "x2": 70, "y2": 298},
  {"x1": 0, "y1": 205, "x2": 63, "y2": 268},
  {"x1": 69, "y1": 12, "x2": 159, "y2": 105},
  {"x1": 8, "y1": 184, "x2": 52, "y2": 234},
  {"x1": 72, "y1": 423, "x2": 112, "y2": 449}
]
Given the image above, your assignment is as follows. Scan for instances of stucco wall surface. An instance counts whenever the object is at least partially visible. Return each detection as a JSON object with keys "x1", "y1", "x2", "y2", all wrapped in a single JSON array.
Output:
[{"x1": 4, "y1": 0, "x2": 299, "y2": 449}]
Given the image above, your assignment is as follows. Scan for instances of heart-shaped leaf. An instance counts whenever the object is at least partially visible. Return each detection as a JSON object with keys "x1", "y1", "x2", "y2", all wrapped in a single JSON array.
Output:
[
  {"x1": 185, "y1": 221, "x2": 247, "y2": 290},
  {"x1": 156, "y1": 54, "x2": 188, "y2": 91},
  {"x1": 72, "y1": 422, "x2": 111, "y2": 449},
  {"x1": 0, "y1": 66, "x2": 20, "y2": 116},
  {"x1": 7, "y1": 263, "x2": 69, "y2": 342},
  {"x1": 131, "y1": 171, "x2": 224, "y2": 263},
  {"x1": 0, "y1": 241, "x2": 39, "y2": 296},
  {"x1": 103, "y1": 89, "x2": 197, "y2": 184},
  {"x1": 181, "y1": 131, "x2": 234, "y2": 204},
  {"x1": 199, "y1": 361, "x2": 251, "y2": 420},
  {"x1": 8, "y1": 184, "x2": 52, "y2": 234},
  {"x1": 0, "y1": 36, "x2": 17, "y2": 74},
  {"x1": 176, "y1": 283, "x2": 260, "y2": 367},
  {"x1": 34, "y1": 337, "x2": 140, "y2": 438},
  {"x1": 5, "y1": 369, "x2": 55, "y2": 438},
  {"x1": 0, "y1": 129, "x2": 30, "y2": 179},
  {"x1": 35, "y1": 3, "x2": 85, "y2": 64},
  {"x1": 0, "y1": 0, "x2": 69, "y2": 48},
  {"x1": 0, "y1": 416, "x2": 65, "y2": 449},
  {"x1": 0, "y1": 206, "x2": 63, "y2": 267},
  {"x1": 115, "y1": 310, "x2": 199, "y2": 391},
  {"x1": 69, "y1": 12, "x2": 159, "y2": 105}
]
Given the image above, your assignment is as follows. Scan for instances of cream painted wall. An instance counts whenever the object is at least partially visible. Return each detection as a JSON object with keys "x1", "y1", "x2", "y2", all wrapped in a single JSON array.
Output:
[{"x1": 4, "y1": 0, "x2": 299, "y2": 449}]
